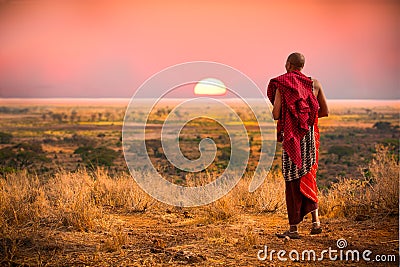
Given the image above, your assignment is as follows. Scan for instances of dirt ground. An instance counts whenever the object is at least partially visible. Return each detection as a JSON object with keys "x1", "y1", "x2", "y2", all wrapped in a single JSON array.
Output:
[{"x1": 5, "y1": 210, "x2": 398, "y2": 266}]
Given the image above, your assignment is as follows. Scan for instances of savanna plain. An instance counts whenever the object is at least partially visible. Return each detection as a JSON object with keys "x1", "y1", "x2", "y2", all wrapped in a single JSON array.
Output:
[{"x1": 0, "y1": 98, "x2": 398, "y2": 266}]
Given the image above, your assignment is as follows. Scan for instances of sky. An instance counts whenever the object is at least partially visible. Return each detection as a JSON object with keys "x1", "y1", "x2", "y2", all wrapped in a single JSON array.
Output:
[{"x1": 0, "y1": 0, "x2": 399, "y2": 99}]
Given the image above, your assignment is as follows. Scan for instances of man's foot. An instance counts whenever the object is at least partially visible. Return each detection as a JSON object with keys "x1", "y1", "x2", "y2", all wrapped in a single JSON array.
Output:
[
  {"x1": 310, "y1": 222, "x2": 322, "y2": 235},
  {"x1": 276, "y1": 230, "x2": 301, "y2": 239}
]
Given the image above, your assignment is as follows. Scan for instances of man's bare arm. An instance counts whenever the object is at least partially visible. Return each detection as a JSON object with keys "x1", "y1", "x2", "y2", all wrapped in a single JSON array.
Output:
[
  {"x1": 272, "y1": 89, "x2": 281, "y2": 120},
  {"x1": 312, "y1": 79, "x2": 329, "y2": 118}
]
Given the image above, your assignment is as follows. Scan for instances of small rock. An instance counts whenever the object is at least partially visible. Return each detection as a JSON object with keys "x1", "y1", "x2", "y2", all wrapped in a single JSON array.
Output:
[
  {"x1": 152, "y1": 239, "x2": 166, "y2": 249},
  {"x1": 173, "y1": 250, "x2": 206, "y2": 264},
  {"x1": 183, "y1": 211, "x2": 192, "y2": 218},
  {"x1": 355, "y1": 214, "x2": 370, "y2": 221},
  {"x1": 150, "y1": 247, "x2": 164, "y2": 254}
]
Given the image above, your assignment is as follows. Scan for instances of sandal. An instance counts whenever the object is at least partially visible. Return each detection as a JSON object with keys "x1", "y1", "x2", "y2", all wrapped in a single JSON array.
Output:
[
  {"x1": 310, "y1": 222, "x2": 322, "y2": 235},
  {"x1": 276, "y1": 230, "x2": 301, "y2": 239}
]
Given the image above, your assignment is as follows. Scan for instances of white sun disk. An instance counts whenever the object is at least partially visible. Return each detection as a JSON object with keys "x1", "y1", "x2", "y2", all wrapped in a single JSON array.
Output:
[{"x1": 194, "y1": 78, "x2": 226, "y2": 95}]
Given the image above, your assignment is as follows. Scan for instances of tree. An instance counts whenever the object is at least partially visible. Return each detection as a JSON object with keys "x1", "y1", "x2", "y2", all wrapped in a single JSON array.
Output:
[
  {"x1": 51, "y1": 113, "x2": 63, "y2": 122},
  {"x1": 70, "y1": 110, "x2": 78, "y2": 122},
  {"x1": 91, "y1": 114, "x2": 97, "y2": 122}
]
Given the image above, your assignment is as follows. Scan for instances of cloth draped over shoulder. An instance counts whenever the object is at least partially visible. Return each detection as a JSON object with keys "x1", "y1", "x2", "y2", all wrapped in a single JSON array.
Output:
[{"x1": 267, "y1": 70, "x2": 319, "y2": 169}]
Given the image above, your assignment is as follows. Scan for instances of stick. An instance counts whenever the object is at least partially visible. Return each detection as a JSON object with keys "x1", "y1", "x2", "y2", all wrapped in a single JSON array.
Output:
[{"x1": 380, "y1": 240, "x2": 398, "y2": 244}]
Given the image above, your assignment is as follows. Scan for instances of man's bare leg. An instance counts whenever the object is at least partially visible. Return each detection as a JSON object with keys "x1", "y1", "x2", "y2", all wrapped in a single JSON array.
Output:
[
  {"x1": 289, "y1": 225, "x2": 298, "y2": 232},
  {"x1": 311, "y1": 209, "x2": 320, "y2": 223},
  {"x1": 311, "y1": 209, "x2": 322, "y2": 234},
  {"x1": 276, "y1": 224, "x2": 300, "y2": 239}
]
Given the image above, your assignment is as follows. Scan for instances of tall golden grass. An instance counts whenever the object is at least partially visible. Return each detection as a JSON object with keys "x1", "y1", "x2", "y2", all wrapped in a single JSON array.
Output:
[
  {"x1": 0, "y1": 145, "x2": 397, "y2": 252},
  {"x1": 0, "y1": 169, "x2": 155, "y2": 235},
  {"x1": 319, "y1": 145, "x2": 399, "y2": 217}
]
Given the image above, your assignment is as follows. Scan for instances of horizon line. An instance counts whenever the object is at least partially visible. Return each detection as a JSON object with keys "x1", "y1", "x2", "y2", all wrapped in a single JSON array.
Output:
[{"x1": 1, "y1": 97, "x2": 399, "y2": 101}]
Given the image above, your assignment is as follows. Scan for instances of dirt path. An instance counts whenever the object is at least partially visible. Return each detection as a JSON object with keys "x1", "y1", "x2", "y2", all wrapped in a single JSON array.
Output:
[{"x1": 8, "y1": 211, "x2": 398, "y2": 266}]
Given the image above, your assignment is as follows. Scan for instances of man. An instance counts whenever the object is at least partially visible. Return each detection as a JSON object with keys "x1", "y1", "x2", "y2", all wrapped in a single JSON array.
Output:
[{"x1": 267, "y1": 52, "x2": 329, "y2": 239}]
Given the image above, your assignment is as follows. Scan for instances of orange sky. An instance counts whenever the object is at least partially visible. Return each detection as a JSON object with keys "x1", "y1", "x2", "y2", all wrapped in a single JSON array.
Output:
[{"x1": 0, "y1": 0, "x2": 398, "y2": 98}]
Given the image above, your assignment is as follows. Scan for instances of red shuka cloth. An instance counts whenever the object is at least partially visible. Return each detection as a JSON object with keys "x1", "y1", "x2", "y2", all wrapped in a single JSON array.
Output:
[
  {"x1": 286, "y1": 178, "x2": 318, "y2": 225},
  {"x1": 300, "y1": 116, "x2": 320, "y2": 204},
  {"x1": 267, "y1": 71, "x2": 319, "y2": 169},
  {"x1": 286, "y1": 117, "x2": 320, "y2": 224}
]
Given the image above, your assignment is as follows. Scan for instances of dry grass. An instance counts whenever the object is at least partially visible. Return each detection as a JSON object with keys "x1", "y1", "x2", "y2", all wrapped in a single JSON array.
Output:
[
  {"x1": 236, "y1": 171, "x2": 286, "y2": 213},
  {"x1": 0, "y1": 145, "x2": 398, "y2": 265},
  {"x1": 39, "y1": 169, "x2": 154, "y2": 231},
  {"x1": 318, "y1": 178, "x2": 371, "y2": 217},
  {"x1": 102, "y1": 226, "x2": 128, "y2": 253},
  {"x1": 0, "y1": 173, "x2": 49, "y2": 228},
  {"x1": 203, "y1": 195, "x2": 238, "y2": 223},
  {"x1": 319, "y1": 145, "x2": 399, "y2": 217},
  {"x1": 192, "y1": 170, "x2": 285, "y2": 224},
  {"x1": 1, "y1": 146, "x2": 396, "y2": 229},
  {"x1": 367, "y1": 145, "x2": 399, "y2": 212},
  {"x1": 0, "y1": 169, "x2": 155, "y2": 264}
]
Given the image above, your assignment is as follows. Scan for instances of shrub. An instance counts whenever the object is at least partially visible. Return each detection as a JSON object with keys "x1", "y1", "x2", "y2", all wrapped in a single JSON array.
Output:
[
  {"x1": 328, "y1": 145, "x2": 354, "y2": 161},
  {"x1": 0, "y1": 132, "x2": 13, "y2": 144},
  {"x1": 74, "y1": 146, "x2": 119, "y2": 168},
  {"x1": 373, "y1": 121, "x2": 392, "y2": 131},
  {"x1": 0, "y1": 143, "x2": 49, "y2": 170}
]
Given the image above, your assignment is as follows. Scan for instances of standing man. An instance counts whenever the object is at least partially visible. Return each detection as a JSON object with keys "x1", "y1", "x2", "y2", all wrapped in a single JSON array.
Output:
[{"x1": 267, "y1": 52, "x2": 329, "y2": 239}]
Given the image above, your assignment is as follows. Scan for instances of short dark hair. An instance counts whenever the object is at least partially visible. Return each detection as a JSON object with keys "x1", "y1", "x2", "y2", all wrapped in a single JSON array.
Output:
[{"x1": 287, "y1": 52, "x2": 305, "y2": 69}]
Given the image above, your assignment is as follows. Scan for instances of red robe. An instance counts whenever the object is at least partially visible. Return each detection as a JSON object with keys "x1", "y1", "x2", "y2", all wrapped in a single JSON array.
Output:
[
  {"x1": 267, "y1": 71, "x2": 320, "y2": 216},
  {"x1": 267, "y1": 70, "x2": 319, "y2": 169}
]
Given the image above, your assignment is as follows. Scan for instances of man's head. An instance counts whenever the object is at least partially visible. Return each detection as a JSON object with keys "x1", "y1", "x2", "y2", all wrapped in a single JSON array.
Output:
[{"x1": 285, "y1": 52, "x2": 305, "y2": 73}]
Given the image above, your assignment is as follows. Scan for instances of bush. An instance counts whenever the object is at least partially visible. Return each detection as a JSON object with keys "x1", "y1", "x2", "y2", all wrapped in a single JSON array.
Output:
[
  {"x1": 373, "y1": 121, "x2": 392, "y2": 131},
  {"x1": 0, "y1": 132, "x2": 13, "y2": 144},
  {"x1": 0, "y1": 143, "x2": 49, "y2": 170},
  {"x1": 74, "y1": 146, "x2": 119, "y2": 168},
  {"x1": 62, "y1": 134, "x2": 96, "y2": 147},
  {"x1": 328, "y1": 145, "x2": 354, "y2": 160}
]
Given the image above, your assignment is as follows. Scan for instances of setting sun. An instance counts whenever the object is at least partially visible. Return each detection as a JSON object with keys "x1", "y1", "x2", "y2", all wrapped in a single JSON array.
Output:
[{"x1": 194, "y1": 78, "x2": 226, "y2": 96}]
